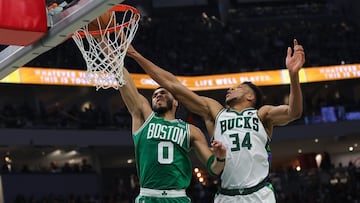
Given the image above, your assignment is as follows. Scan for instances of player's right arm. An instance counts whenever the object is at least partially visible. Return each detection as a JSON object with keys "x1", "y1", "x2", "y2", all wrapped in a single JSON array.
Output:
[
  {"x1": 126, "y1": 45, "x2": 223, "y2": 131},
  {"x1": 96, "y1": 38, "x2": 152, "y2": 133},
  {"x1": 120, "y1": 68, "x2": 153, "y2": 133}
]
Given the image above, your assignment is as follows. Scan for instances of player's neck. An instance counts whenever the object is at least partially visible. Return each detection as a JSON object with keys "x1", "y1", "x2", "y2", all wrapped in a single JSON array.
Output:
[
  {"x1": 157, "y1": 111, "x2": 176, "y2": 121},
  {"x1": 229, "y1": 102, "x2": 253, "y2": 112}
]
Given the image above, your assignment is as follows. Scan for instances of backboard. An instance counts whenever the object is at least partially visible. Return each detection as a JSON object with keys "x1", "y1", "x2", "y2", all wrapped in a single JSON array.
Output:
[{"x1": 0, "y1": 0, "x2": 125, "y2": 79}]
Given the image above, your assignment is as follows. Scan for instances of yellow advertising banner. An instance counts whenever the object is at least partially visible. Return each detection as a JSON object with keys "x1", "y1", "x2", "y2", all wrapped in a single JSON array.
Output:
[
  {"x1": 303, "y1": 65, "x2": 360, "y2": 82},
  {"x1": 1, "y1": 64, "x2": 359, "y2": 90}
]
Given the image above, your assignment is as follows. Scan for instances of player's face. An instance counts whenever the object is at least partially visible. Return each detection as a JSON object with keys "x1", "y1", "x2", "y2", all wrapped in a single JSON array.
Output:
[
  {"x1": 152, "y1": 88, "x2": 174, "y2": 114},
  {"x1": 225, "y1": 84, "x2": 251, "y2": 106}
]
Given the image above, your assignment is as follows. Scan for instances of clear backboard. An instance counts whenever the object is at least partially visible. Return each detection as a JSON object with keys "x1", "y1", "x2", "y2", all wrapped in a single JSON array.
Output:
[{"x1": 0, "y1": 0, "x2": 125, "y2": 79}]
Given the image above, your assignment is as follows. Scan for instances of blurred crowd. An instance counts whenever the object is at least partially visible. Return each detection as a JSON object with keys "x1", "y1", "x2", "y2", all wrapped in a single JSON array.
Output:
[
  {"x1": 0, "y1": 90, "x2": 359, "y2": 130},
  {"x1": 0, "y1": 100, "x2": 131, "y2": 129},
  {"x1": 10, "y1": 160, "x2": 360, "y2": 203}
]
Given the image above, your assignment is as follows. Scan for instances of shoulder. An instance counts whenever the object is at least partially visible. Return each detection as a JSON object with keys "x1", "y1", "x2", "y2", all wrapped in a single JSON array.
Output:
[
  {"x1": 257, "y1": 105, "x2": 275, "y2": 122},
  {"x1": 188, "y1": 124, "x2": 209, "y2": 149},
  {"x1": 202, "y1": 96, "x2": 223, "y2": 118},
  {"x1": 188, "y1": 123, "x2": 202, "y2": 134},
  {"x1": 258, "y1": 104, "x2": 274, "y2": 114},
  {"x1": 188, "y1": 124, "x2": 206, "y2": 139}
]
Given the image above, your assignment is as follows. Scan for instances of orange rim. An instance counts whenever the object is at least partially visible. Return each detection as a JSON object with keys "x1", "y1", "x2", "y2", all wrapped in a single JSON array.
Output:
[{"x1": 73, "y1": 4, "x2": 140, "y2": 38}]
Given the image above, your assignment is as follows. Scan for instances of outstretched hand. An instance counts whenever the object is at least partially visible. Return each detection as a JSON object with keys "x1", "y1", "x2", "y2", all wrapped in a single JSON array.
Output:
[
  {"x1": 286, "y1": 39, "x2": 305, "y2": 75},
  {"x1": 211, "y1": 140, "x2": 226, "y2": 160}
]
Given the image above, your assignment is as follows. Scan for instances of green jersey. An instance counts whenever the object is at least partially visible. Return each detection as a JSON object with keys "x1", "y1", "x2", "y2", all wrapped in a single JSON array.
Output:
[{"x1": 133, "y1": 112, "x2": 192, "y2": 190}]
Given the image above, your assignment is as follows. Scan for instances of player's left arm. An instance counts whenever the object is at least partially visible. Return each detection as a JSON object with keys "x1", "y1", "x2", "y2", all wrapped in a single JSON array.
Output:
[
  {"x1": 190, "y1": 125, "x2": 226, "y2": 175},
  {"x1": 260, "y1": 39, "x2": 305, "y2": 127}
]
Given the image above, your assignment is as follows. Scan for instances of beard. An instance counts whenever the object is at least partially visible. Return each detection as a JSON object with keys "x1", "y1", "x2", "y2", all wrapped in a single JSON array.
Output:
[
  {"x1": 225, "y1": 97, "x2": 237, "y2": 106},
  {"x1": 153, "y1": 100, "x2": 173, "y2": 115}
]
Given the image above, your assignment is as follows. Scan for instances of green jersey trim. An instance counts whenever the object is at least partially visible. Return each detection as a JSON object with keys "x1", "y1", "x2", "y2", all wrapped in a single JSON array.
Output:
[{"x1": 133, "y1": 112, "x2": 155, "y2": 136}]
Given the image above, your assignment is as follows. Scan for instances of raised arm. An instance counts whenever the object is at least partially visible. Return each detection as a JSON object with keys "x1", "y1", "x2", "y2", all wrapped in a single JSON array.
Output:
[
  {"x1": 126, "y1": 45, "x2": 223, "y2": 124},
  {"x1": 260, "y1": 39, "x2": 305, "y2": 128},
  {"x1": 96, "y1": 37, "x2": 152, "y2": 132},
  {"x1": 119, "y1": 68, "x2": 152, "y2": 133}
]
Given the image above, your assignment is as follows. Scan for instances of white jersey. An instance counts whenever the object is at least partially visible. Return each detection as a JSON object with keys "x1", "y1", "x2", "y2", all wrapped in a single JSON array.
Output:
[{"x1": 214, "y1": 108, "x2": 271, "y2": 189}]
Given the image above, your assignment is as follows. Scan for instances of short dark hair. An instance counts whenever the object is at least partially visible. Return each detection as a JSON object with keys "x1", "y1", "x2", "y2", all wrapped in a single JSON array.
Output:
[{"x1": 242, "y1": 81, "x2": 263, "y2": 109}]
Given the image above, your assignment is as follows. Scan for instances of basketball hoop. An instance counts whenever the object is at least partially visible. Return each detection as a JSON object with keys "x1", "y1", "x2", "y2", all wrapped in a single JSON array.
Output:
[{"x1": 72, "y1": 4, "x2": 140, "y2": 90}]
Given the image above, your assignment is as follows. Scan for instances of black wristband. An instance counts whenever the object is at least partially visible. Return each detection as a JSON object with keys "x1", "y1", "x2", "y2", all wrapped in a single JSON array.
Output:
[{"x1": 216, "y1": 157, "x2": 226, "y2": 162}]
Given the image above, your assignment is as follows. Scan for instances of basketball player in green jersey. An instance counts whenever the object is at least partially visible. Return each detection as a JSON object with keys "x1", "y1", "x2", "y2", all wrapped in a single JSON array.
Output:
[
  {"x1": 118, "y1": 67, "x2": 226, "y2": 203},
  {"x1": 126, "y1": 39, "x2": 305, "y2": 203}
]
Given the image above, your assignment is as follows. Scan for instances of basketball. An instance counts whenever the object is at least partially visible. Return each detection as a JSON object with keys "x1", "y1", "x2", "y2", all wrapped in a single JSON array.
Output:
[{"x1": 88, "y1": 11, "x2": 115, "y2": 31}]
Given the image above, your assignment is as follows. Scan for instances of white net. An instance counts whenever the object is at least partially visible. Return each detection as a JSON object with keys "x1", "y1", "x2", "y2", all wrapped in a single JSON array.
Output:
[{"x1": 72, "y1": 5, "x2": 140, "y2": 90}]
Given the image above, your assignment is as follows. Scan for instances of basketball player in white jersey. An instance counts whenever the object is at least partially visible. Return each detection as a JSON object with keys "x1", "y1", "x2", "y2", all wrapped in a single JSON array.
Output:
[{"x1": 126, "y1": 39, "x2": 305, "y2": 202}]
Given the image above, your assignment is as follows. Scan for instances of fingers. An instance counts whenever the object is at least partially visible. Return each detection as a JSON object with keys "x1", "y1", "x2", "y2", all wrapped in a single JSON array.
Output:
[
  {"x1": 211, "y1": 140, "x2": 221, "y2": 147},
  {"x1": 293, "y1": 39, "x2": 304, "y2": 52},
  {"x1": 299, "y1": 51, "x2": 306, "y2": 65},
  {"x1": 211, "y1": 140, "x2": 226, "y2": 151},
  {"x1": 286, "y1": 47, "x2": 292, "y2": 58},
  {"x1": 293, "y1": 39, "x2": 298, "y2": 46},
  {"x1": 289, "y1": 39, "x2": 305, "y2": 59},
  {"x1": 211, "y1": 140, "x2": 219, "y2": 150},
  {"x1": 293, "y1": 43, "x2": 305, "y2": 62},
  {"x1": 211, "y1": 140, "x2": 226, "y2": 159}
]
